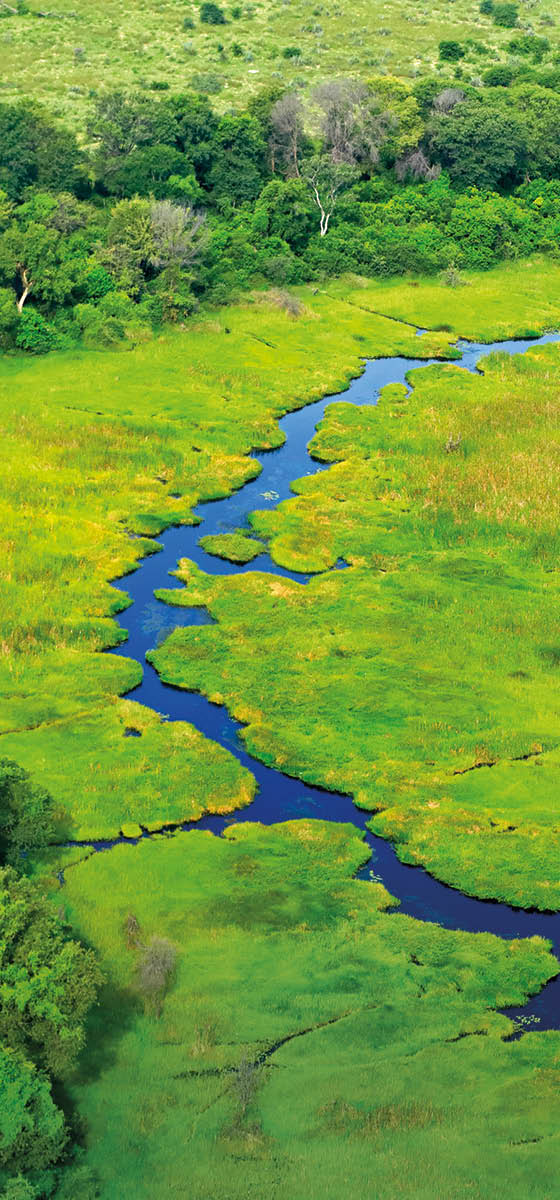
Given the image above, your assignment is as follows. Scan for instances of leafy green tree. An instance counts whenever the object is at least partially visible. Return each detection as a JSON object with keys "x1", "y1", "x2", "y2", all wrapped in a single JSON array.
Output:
[
  {"x1": 0, "y1": 103, "x2": 84, "y2": 201},
  {"x1": 428, "y1": 96, "x2": 527, "y2": 188},
  {"x1": 103, "y1": 197, "x2": 154, "y2": 296},
  {"x1": 0, "y1": 866, "x2": 102, "y2": 1076},
  {"x1": 301, "y1": 155, "x2": 359, "y2": 235},
  {"x1": 252, "y1": 178, "x2": 315, "y2": 251},
  {"x1": 0, "y1": 221, "x2": 87, "y2": 312},
  {"x1": 205, "y1": 114, "x2": 267, "y2": 203},
  {"x1": 0, "y1": 1046, "x2": 66, "y2": 1178},
  {"x1": 164, "y1": 91, "x2": 219, "y2": 168},
  {"x1": 508, "y1": 83, "x2": 560, "y2": 178},
  {"x1": 0, "y1": 761, "x2": 53, "y2": 867},
  {"x1": 108, "y1": 144, "x2": 189, "y2": 198},
  {"x1": 88, "y1": 92, "x2": 176, "y2": 184}
]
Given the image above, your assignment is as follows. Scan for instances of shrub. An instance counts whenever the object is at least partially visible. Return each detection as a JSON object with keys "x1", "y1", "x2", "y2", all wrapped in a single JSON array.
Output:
[
  {"x1": 200, "y1": 1, "x2": 227, "y2": 23},
  {"x1": 483, "y1": 64, "x2": 515, "y2": 85},
  {"x1": 492, "y1": 1, "x2": 518, "y2": 26},
  {"x1": 439, "y1": 40, "x2": 465, "y2": 60},
  {"x1": 183, "y1": 16, "x2": 195, "y2": 29},
  {"x1": 282, "y1": 45, "x2": 302, "y2": 58},
  {"x1": 83, "y1": 265, "x2": 114, "y2": 301},
  {"x1": 15, "y1": 309, "x2": 57, "y2": 354},
  {"x1": 479, "y1": 0, "x2": 493, "y2": 12}
]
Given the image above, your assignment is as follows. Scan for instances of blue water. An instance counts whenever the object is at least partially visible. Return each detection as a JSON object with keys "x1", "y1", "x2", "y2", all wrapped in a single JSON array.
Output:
[{"x1": 89, "y1": 331, "x2": 560, "y2": 1033}]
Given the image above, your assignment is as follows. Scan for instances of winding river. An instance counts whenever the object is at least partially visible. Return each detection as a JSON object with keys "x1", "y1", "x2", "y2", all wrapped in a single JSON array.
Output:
[{"x1": 89, "y1": 330, "x2": 560, "y2": 1032}]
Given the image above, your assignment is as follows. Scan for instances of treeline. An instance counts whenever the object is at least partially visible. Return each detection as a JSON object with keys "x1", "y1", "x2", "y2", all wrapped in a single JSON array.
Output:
[
  {"x1": 3, "y1": 68, "x2": 560, "y2": 350},
  {"x1": 0, "y1": 761, "x2": 101, "y2": 1199}
]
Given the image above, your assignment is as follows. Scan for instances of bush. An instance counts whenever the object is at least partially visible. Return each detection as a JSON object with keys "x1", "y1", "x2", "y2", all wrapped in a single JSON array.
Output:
[
  {"x1": 200, "y1": 1, "x2": 226, "y2": 23},
  {"x1": 483, "y1": 64, "x2": 515, "y2": 85},
  {"x1": 439, "y1": 40, "x2": 465, "y2": 61},
  {"x1": 492, "y1": 1, "x2": 518, "y2": 26},
  {"x1": 15, "y1": 309, "x2": 57, "y2": 354},
  {"x1": 479, "y1": 0, "x2": 493, "y2": 12},
  {"x1": 282, "y1": 46, "x2": 302, "y2": 58},
  {"x1": 183, "y1": 16, "x2": 195, "y2": 29},
  {"x1": 83, "y1": 265, "x2": 114, "y2": 302}
]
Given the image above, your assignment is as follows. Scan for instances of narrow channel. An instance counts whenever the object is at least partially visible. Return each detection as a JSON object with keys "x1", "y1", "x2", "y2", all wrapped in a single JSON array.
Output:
[{"x1": 95, "y1": 331, "x2": 560, "y2": 1032}]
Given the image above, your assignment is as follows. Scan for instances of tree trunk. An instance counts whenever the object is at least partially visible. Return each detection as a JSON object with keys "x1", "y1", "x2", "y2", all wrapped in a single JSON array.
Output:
[{"x1": 16, "y1": 266, "x2": 31, "y2": 313}]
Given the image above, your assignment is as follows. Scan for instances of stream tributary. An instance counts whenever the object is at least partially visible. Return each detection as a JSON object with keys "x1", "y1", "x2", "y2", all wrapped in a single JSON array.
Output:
[{"x1": 85, "y1": 331, "x2": 560, "y2": 1032}]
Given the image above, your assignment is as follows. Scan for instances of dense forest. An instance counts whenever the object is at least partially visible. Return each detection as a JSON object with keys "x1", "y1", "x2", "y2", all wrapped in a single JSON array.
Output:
[{"x1": 4, "y1": 59, "x2": 560, "y2": 351}]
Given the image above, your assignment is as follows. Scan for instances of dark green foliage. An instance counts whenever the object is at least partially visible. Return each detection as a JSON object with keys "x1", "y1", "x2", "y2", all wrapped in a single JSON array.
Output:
[
  {"x1": 483, "y1": 64, "x2": 515, "y2": 85},
  {"x1": 205, "y1": 114, "x2": 267, "y2": 203},
  {"x1": 479, "y1": 0, "x2": 493, "y2": 12},
  {"x1": 15, "y1": 310, "x2": 57, "y2": 354},
  {"x1": 492, "y1": 0, "x2": 518, "y2": 25},
  {"x1": 428, "y1": 96, "x2": 527, "y2": 188},
  {"x1": 0, "y1": 760, "x2": 53, "y2": 868},
  {"x1": 0, "y1": 867, "x2": 102, "y2": 1076},
  {"x1": 438, "y1": 40, "x2": 465, "y2": 60},
  {"x1": 282, "y1": 45, "x2": 302, "y2": 58},
  {"x1": 200, "y1": 1, "x2": 227, "y2": 23},
  {"x1": 0, "y1": 104, "x2": 84, "y2": 202},
  {"x1": 0, "y1": 1046, "x2": 66, "y2": 1177},
  {"x1": 108, "y1": 144, "x2": 189, "y2": 198}
]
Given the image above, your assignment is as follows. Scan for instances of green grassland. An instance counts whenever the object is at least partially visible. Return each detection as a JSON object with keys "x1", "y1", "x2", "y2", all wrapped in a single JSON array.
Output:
[
  {"x1": 2, "y1": 0, "x2": 558, "y2": 129},
  {"x1": 3, "y1": 260, "x2": 560, "y2": 1194},
  {"x1": 151, "y1": 283, "x2": 560, "y2": 909},
  {"x1": 57, "y1": 822, "x2": 560, "y2": 1200},
  {"x1": 0, "y1": 290, "x2": 455, "y2": 841}
]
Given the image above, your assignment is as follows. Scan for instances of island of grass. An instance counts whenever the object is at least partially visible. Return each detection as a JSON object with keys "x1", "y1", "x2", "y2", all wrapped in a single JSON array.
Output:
[{"x1": 199, "y1": 531, "x2": 266, "y2": 563}]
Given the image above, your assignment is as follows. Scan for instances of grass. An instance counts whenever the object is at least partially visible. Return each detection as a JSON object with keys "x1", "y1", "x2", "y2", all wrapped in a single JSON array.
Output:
[
  {"x1": 0, "y1": 285, "x2": 457, "y2": 838},
  {"x1": 2, "y1": 0, "x2": 559, "y2": 128},
  {"x1": 4, "y1": 260, "x2": 560, "y2": 1193},
  {"x1": 55, "y1": 821, "x2": 560, "y2": 1200},
  {"x1": 199, "y1": 530, "x2": 266, "y2": 562},
  {"x1": 151, "y1": 334, "x2": 560, "y2": 908}
]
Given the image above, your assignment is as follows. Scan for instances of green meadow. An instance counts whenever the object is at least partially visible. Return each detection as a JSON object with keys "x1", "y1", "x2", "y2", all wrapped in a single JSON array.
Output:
[
  {"x1": 3, "y1": 259, "x2": 560, "y2": 1194},
  {"x1": 2, "y1": 0, "x2": 556, "y2": 128}
]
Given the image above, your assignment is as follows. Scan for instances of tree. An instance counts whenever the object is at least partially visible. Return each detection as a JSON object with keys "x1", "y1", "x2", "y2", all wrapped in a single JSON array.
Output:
[
  {"x1": 312, "y1": 79, "x2": 392, "y2": 169},
  {"x1": 428, "y1": 96, "x2": 527, "y2": 189},
  {"x1": 0, "y1": 867, "x2": 102, "y2": 1077},
  {"x1": 252, "y1": 178, "x2": 316, "y2": 251},
  {"x1": 269, "y1": 93, "x2": 304, "y2": 177},
  {"x1": 507, "y1": 83, "x2": 560, "y2": 178},
  {"x1": 88, "y1": 92, "x2": 177, "y2": 183},
  {"x1": 0, "y1": 760, "x2": 53, "y2": 867},
  {"x1": 109, "y1": 144, "x2": 190, "y2": 198},
  {"x1": 149, "y1": 201, "x2": 208, "y2": 278},
  {"x1": 104, "y1": 197, "x2": 154, "y2": 296},
  {"x1": 205, "y1": 114, "x2": 267, "y2": 204},
  {"x1": 301, "y1": 155, "x2": 358, "y2": 236},
  {"x1": 0, "y1": 221, "x2": 85, "y2": 313},
  {"x1": 0, "y1": 103, "x2": 84, "y2": 201},
  {"x1": 0, "y1": 1046, "x2": 66, "y2": 1178}
]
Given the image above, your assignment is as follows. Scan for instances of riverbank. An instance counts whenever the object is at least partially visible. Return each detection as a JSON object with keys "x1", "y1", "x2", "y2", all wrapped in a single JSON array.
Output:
[{"x1": 4, "y1": 259, "x2": 560, "y2": 1196}]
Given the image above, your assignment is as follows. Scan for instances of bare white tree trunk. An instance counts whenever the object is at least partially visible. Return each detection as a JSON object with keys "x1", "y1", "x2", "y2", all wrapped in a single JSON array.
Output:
[{"x1": 16, "y1": 266, "x2": 32, "y2": 313}]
